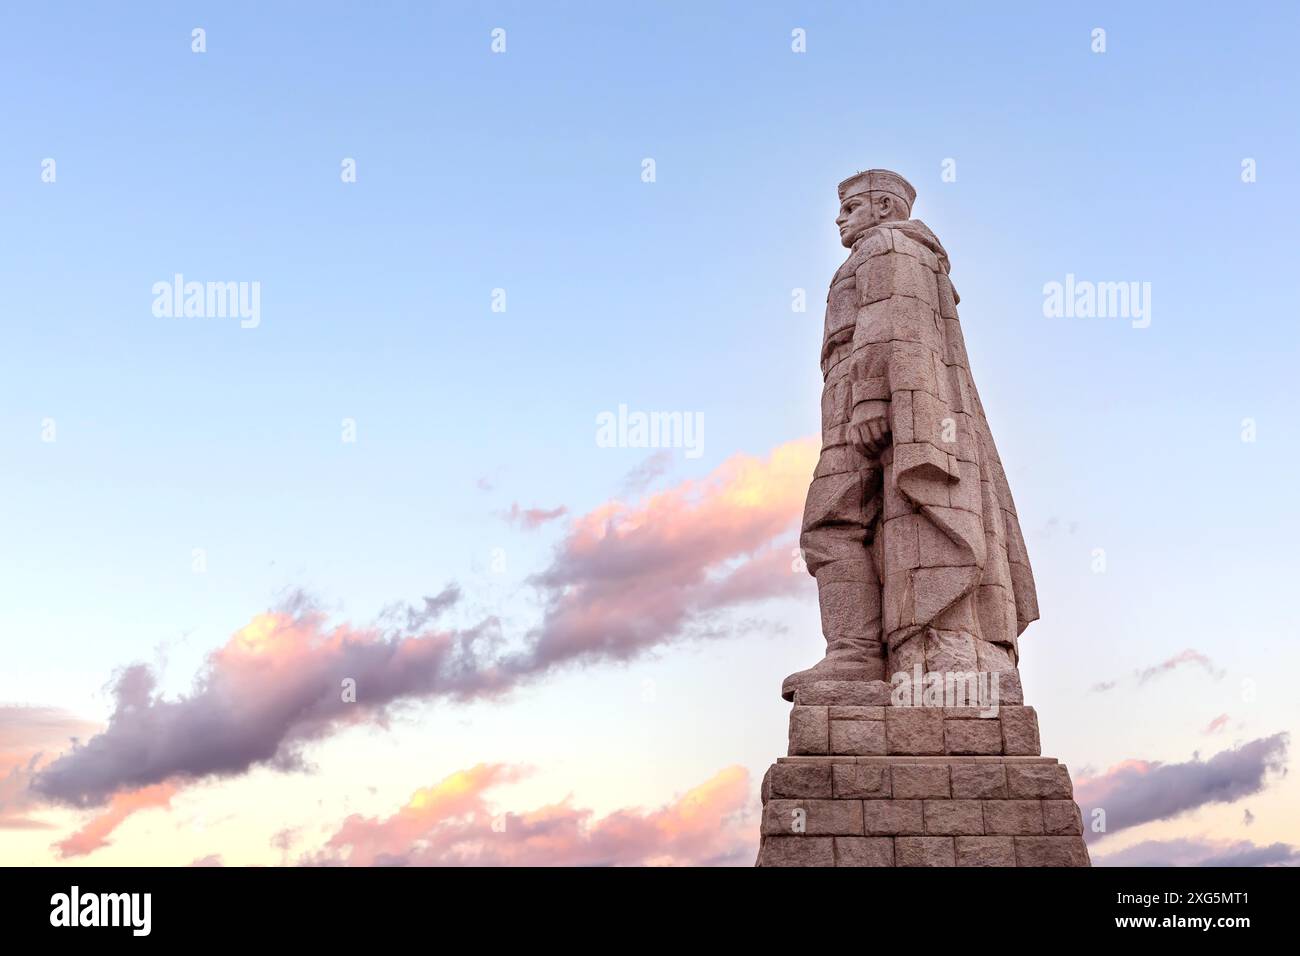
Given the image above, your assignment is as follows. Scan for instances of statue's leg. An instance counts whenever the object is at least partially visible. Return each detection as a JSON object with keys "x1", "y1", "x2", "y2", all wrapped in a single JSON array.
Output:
[
  {"x1": 811, "y1": 548, "x2": 883, "y2": 666},
  {"x1": 782, "y1": 454, "x2": 885, "y2": 700}
]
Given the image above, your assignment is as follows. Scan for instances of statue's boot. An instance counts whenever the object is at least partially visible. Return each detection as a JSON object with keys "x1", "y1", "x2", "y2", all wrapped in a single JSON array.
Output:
[
  {"x1": 781, "y1": 641, "x2": 883, "y2": 701},
  {"x1": 782, "y1": 561, "x2": 884, "y2": 701}
]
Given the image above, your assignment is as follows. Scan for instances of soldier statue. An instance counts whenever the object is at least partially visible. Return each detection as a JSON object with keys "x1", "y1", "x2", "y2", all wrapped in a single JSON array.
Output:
[{"x1": 784, "y1": 169, "x2": 1038, "y2": 701}]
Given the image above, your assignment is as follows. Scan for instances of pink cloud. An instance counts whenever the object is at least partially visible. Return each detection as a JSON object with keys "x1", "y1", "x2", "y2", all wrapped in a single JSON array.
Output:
[
  {"x1": 1090, "y1": 649, "x2": 1227, "y2": 694},
  {"x1": 0, "y1": 706, "x2": 100, "y2": 829},
  {"x1": 499, "y1": 502, "x2": 570, "y2": 530},
  {"x1": 521, "y1": 437, "x2": 816, "y2": 667},
  {"x1": 1135, "y1": 649, "x2": 1224, "y2": 685},
  {"x1": 53, "y1": 782, "x2": 178, "y2": 859},
  {"x1": 1202, "y1": 713, "x2": 1230, "y2": 735},
  {"x1": 1075, "y1": 734, "x2": 1289, "y2": 842},
  {"x1": 1093, "y1": 836, "x2": 1299, "y2": 867},
  {"x1": 32, "y1": 439, "x2": 817, "y2": 806},
  {"x1": 31, "y1": 589, "x2": 512, "y2": 807},
  {"x1": 620, "y1": 449, "x2": 674, "y2": 495},
  {"x1": 308, "y1": 764, "x2": 757, "y2": 866}
]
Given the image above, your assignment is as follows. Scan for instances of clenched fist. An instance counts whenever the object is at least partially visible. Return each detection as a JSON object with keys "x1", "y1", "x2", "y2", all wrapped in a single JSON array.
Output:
[{"x1": 849, "y1": 400, "x2": 891, "y2": 458}]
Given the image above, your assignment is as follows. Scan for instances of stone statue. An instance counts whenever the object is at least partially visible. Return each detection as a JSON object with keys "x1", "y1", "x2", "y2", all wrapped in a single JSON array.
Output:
[
  {"x1": 784, "y1": 169, "x2": 1038, "y2": 701},
  {"x1": 756, "y1": 170, "x2": 1088, "y2": 867}
]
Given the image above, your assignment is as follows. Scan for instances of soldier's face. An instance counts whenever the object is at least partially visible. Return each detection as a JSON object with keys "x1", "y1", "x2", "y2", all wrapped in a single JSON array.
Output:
[{"x1": 835, "y1": 193, "x2": 877, "y2": 247}]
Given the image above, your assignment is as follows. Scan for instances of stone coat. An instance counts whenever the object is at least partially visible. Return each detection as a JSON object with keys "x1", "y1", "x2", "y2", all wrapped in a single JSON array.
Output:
[{"x1": 816, "y1": 219, "x2": 1038, "y2": 658}]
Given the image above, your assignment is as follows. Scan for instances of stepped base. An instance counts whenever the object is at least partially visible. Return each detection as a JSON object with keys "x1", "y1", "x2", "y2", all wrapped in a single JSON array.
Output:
[
  {"x1": 757, "y1": 683, "x2": 1090, "y2": 866},
  {"x1": 786, "y1": 680, "x2": 1037, "y2": 757},
  {"x1": 756, "y1": 754, "x2": 1090, "y2": 866}
]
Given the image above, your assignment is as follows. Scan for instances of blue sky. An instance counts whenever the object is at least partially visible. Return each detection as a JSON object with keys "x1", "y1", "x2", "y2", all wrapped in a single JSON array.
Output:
[{"x1": 1, "y1": 2, "x2": 1297, "y2": 864}]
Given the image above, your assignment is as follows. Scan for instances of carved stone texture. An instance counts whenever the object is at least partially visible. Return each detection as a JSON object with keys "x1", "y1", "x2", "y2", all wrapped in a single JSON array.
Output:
[
  {"x1": 785, "y1": 168, "x2": 1037, "y2": 704},
  {"x1": 755, "y1": 756, "x2": 1089, "y2": 867},
  {"x1": 788, "y1": 703, "x2": 1039, "y2": 757},
  {"x1": 760, "y1": 170, "x2": 1086, "y2": 868}
]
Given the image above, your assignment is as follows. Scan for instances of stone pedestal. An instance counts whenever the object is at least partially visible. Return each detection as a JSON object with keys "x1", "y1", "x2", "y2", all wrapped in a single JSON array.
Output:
[{"x1": 756, "y1": 680, "x2": 1090, "y2": 867}]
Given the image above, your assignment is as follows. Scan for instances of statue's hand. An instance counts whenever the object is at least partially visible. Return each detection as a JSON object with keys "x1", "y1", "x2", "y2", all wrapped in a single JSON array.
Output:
[{"x1": 849, "y1": 400, "x2": 891, "y2": 458}]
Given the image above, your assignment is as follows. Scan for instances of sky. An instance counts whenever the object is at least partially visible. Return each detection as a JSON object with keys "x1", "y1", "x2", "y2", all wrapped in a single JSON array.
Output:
[{"x1": 1, "y1": 1, "x2": 1297, "y2": 866}]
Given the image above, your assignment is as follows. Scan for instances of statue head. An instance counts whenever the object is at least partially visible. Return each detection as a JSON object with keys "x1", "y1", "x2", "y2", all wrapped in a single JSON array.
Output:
[{"x1": 835, "y1": 169, "x2": 916, "y2": 247}]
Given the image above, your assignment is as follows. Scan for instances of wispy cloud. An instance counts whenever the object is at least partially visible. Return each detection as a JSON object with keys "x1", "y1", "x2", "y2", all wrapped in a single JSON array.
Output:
[
  {"x1": 1089, "y1": 648, "x2": 1225, "y2": 694},
  {"x1": 1075, "y1": 734, "x2": 1289, "y2": 843},
  {"x1": 31, "y1": 588, "x2": 508, "y2": 807},
  {"x1": 53, "y1": 783, "x2": 178, "y2": 858},
  {"x1": 1202, "y1": 713, "x2": 1230, "y2": 735},
  {"x1": 620, "y1": 449, "x2": 674, "y2": 495},
  {"x1": 0, "y1": 706, "x2": 100, "y2": 828},
  {"x1": 31, "y1": 439, "x2": 816, "y2": 807},
  {"x1": 498, "y1": 502, "x2": 569, "y2": 530},
  {"x1": 1135, "y1": 649, "x2": 1224, "y2": 685},
  {"x1": 1094, "y1": 836, "x2": 1299, "y2": 867},
  {"x1": 520, "y1": 437, "x2": 815, "y2": 668},
  {"x1": 306, "y1": 763, "x2": 756, "y2": 866}
]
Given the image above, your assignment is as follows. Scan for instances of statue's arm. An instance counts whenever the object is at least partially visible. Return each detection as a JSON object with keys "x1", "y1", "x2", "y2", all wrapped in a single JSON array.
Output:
[
  {"x1": 847, "y1": 344, "x2": 892, "y2": 457},
  {"x1": 856, "y1": 227, "x2": 963, "y2": 485},
  {"x1": 845, "y1": 231, "x2": 897, "y2": 457}
]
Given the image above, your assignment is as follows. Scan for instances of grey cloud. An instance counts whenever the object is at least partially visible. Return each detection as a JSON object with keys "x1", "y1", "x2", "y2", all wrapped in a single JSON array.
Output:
[
  {"x1": 1096, "y1": 837, "x2": 1299, "y2": 867},
  {"x1": 1076, "y1": 733, "x2": 1289, "y2": 842}
]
